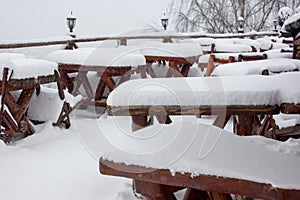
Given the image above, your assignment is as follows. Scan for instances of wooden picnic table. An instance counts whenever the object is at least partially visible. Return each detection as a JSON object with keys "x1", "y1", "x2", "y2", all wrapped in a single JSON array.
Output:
[
  {"x1": 58, "y1": 64, "x2": 133, "y2": 106},
  {"x1": 45, "y1": 47, "x2": 146, "y2": 106},
  {"x1": 136, "y1": 42, "x2": 203, "y2": 77},
  {"x1": 0, "y1": 57, "x2": 60, "y2": 143},
  {"x1": 145, "y1": 55, "x2": 197, "y2": 77},
  {"x1": 106, "y1": 72, "x2": 300, "y2": 139}
]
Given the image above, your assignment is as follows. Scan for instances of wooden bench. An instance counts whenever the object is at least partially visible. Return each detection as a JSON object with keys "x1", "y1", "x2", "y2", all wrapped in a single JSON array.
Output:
[{"x1": 99, "y1": 123, "x2": 300, "y2": 199}]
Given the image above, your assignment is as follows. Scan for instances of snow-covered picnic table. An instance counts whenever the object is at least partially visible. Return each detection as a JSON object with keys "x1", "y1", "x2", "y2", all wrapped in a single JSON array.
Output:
[
  {"x1": 133, "y1": 42, "x2": 203, "y2": 77},
  {"x1": 198, "y1": 52, "x2": 268, "y2": 75},
  {"x1": 107, "y1": 72, "x2": 300, "y2": 137},
  {"x1": 100, "y1": 122, "x2": 300, "y2": 199},
  {"x1": 211, "y1": 58, "x2": 300, "y2": 76},
  {"x1": 45, "y1": 47, "x2": 146, "y2": 106},
  {"x1": 0, "y1": 53, "x2": 59, "y2": 143}
]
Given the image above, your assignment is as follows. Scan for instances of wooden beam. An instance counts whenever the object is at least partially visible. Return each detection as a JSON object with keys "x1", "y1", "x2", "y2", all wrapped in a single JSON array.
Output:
[{"x1": 107, "y1": 105, "x2": 280, "y2": 117}]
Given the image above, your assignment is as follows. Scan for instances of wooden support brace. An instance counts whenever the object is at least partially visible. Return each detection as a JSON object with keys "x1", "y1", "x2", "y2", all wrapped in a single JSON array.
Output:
[
  {"x1": 15, "y1": 88, "x2": 35, "y2": 123},
  {"x1": 78, "y1": 71, "x2": 94, "y2": 99},
  {"x1": 53, "y1": 101, "x2": 72, "y2": 129}
]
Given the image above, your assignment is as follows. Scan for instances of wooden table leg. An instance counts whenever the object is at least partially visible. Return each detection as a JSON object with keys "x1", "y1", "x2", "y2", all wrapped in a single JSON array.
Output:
[
  {"x1": 134, "y1": 180, "x2": 178, "y2": 200},
  {"x1": 183, "y1": 188, "x2": 210, "y2": 200},
  {"x1": 168, "y1": 61, "x2": 182, "y2": 77},
  {"x1": 95, "y1": 78, "x2": 106, "y2": 101},
  {"x1": 146, "y1": 63, "x2": 157, "y2": 78},
  {"x1": 78, "y1": 71, "x2": 94, "y2": 99},
  {"x1": 213, "y1": 114, "x2": 231, "y2": 129},
  {"x1": 104, "y1": 74, "x2": 116, "y2": 92},
  {"x1": 59, "y1": 69, "x2": 74, "y2": 92},
  {"x1": 132, "y1": 115, "x2": 153, "y2": 131},
  {"x1": 181, "y1": 64, "x2": 191, "y2": 77},
  {"x1": 236, "y1": 115, "x2": 254, "y2": 136}
]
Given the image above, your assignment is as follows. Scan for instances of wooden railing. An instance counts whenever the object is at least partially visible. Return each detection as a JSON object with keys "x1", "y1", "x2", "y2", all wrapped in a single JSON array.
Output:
[{"x1": 0, "y1": 31, "x2": 280, "y2": 49}]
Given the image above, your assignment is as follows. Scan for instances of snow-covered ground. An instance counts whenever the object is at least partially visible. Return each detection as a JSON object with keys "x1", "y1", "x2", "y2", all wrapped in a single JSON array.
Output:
[
  {"x1": 0, "y1": 33, "x2": 300, "y2": 199},
  {"x1": 0, "y1": 120, "x2": 138, "y2": 200}
]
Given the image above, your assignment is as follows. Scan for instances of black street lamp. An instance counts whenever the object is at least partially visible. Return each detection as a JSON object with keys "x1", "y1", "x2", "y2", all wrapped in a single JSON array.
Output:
[
  {"x1": 237, "y1": 16, "x2": 244, "y2": 33},
  {"x1": 161, "y1": 13, "x2": 168, "y2": 30},
  {"x1": 66, "y1": 11, "x2": 77, "y2": 37}
]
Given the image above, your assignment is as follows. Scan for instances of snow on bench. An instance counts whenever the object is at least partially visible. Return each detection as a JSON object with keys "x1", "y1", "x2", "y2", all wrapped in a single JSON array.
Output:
[
  {"x1": 211, "y1": 58, "x2": 300, "y2": 76},
  {"x1": 0, "y1": 53, "x2": 58, "y2": 79},
  {"x1": 45, "y1": 47, "x2": 146, "y2": 67},
  {"x1": 100, "y1": 122, "x2": 300, "y2": 199}
]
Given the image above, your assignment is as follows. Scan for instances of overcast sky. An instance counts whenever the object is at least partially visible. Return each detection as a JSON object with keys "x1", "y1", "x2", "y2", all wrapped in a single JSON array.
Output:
[{"x1": 0, "y1": 0, "x2": 172, "y2": 40}]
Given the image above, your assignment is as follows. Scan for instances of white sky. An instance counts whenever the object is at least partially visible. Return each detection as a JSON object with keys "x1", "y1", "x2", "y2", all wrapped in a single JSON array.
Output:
[{"x1": 0, "y1": 0, "x2": 172, "y2": 40}]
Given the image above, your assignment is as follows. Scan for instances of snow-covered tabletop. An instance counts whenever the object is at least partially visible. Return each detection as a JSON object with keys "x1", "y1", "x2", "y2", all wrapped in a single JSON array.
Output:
[
  {"x1": 211, "y1": 58, "x2": 300, "y2": 76},
  {"x1": 134, "y1": 42, "x2": 203, "y2": 58},
  {"x1": 101, "y1": 122, "x2": 300, "y2": 190},
  {"x1": 107, "y1": 72, "x2": 300, "y2": 107},
  {"x1": 0, "y1": 53, "x2": 58, "y2": 79},
  {"x1": 45, "y1": 47, "x2": 146, "y2": 67}
]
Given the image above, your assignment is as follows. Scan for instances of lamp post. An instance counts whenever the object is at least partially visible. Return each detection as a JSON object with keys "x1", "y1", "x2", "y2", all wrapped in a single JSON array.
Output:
[
  {"x1": 161, "y1": 13, "x2": 168, "y2": 30},
  {"x1": 237, "y1": 16, "x2": 244, "y2": 33},
  {"x1": 273, "y1": 19, "x2": 278, "y2": 32},
  {"x1": 66, "y1": 11, "x2": 77, "y2": 38}
]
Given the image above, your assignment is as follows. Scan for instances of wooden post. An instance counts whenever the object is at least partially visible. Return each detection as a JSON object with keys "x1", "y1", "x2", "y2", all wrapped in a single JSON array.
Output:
[
  {"x1": 205, "y1": 54, "x2": 216, "y2": 76},
  {"x1": 236, "y1": 115, "x2": 254, "y2": 136}
]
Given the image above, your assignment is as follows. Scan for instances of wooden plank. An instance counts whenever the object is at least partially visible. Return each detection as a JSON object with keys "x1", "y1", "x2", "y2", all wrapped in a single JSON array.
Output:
[
  {"x1": 100, "y1": 159, "x2": 300, "y2": 200},
  {"x1": 107, "y1": 105, "x2": 280, "y2": 116}
]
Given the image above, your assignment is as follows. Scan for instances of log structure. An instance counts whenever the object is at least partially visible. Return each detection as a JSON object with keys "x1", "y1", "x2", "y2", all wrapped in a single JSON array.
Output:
[
  {"x1": 58, "y1": 64, "x2": 134, "y2": 106},
  {"x1": 0, "y1": 68, "x2": 59, "y2": 143}
]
